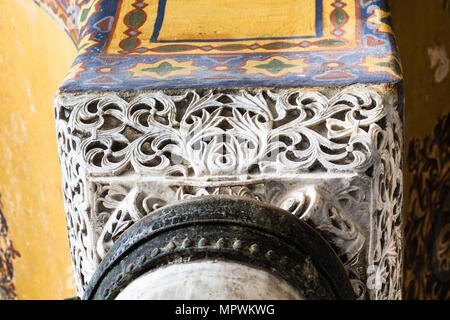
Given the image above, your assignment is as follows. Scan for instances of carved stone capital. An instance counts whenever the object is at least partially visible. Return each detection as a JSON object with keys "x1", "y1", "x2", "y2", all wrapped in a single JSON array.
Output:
[{"x1": 55, "y1": 84, "x2": 403, "y2": 299}]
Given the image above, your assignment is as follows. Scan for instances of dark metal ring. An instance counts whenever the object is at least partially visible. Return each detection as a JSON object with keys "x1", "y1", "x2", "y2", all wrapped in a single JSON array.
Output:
[{"x1": 84, "y1": 196, "x2": 355, "y2": 300}]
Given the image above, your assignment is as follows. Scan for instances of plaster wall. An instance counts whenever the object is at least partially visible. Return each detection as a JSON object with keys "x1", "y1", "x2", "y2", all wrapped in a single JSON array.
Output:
[{"x1": 0, "y1": 0, "x2": 77, "y2": 299}]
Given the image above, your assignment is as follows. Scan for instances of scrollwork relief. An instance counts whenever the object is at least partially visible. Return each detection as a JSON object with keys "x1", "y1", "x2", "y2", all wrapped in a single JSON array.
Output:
[
  {"x1": 279, "y1": 185, "x2": 365, "y2": 263},
  {"x1": 58, "y1": 87, "x2": 385, "y2": 178},
  {"x1": 366, "y1": 101, "x2": 403, "y2": 300},
  {"x1": 95, "y1": 184, "x2": 167, "y2": 259},
  {"x1": 55, "y1": 85, "x2": 403, "y2": 299},
  {"x1": 279, "y1": 185, "x2": 367, "y2": 299}
]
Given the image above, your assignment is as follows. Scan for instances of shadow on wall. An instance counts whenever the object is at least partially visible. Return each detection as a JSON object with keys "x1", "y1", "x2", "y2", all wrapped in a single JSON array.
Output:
[
  {"x1": 390, "y1": 0, "x2": 450, "y2": 300},
  {"x1": 405, "y1": 114, "x2": 449, "y2": 300}
]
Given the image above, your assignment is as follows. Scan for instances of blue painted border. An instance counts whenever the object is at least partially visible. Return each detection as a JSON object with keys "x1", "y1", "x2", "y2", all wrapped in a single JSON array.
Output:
[
  {"x1": 150, "y1": 0, "x2": 167, "y2": 42},
  {"x1": 150, "y1": 0, "x2": 323, "y2": 43},
  {"x1": 53, "y1": 0, "x2": 402, "y2": 92}
]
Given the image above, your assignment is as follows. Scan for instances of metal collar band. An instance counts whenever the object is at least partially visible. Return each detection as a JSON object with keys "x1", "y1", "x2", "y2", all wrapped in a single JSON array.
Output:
[{"x1": 84, "y1": 196, "x2": 355, "y2": 300}]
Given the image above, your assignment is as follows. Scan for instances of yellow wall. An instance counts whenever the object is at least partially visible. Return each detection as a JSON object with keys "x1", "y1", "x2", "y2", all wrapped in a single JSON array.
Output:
[{"x1": 0, "y1": 0, "x2": 77, "y2": 299}]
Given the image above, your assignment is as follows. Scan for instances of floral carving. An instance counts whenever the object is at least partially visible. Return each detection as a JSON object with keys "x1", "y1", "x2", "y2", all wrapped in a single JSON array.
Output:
[
  {"x1": 61, "y1": 88, "x2": 385, "y2": 178},
  {"x1": 366, "y1": 102, "x2": 403, "y2": 300},
  {"x1": 279, "y1": 185, "x2": 367, "y2": 299},
  {"x1": 280, "y1": 185, "x2": 365, "y2": 263},
  {"x1": 55, "y1": 86, "x2": 403, "y2": 299},
  {"x1": 95, "y1": 184, "x2": 167, "y2": 259}
]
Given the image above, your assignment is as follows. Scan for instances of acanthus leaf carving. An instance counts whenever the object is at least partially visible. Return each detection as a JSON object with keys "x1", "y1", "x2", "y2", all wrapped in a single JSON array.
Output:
[
  {"x1": 61, "y1": 88, "x2": 385, "y2": 178},
  {"x1": 55, "y1": 86, "x2": 403, "y2": 300}
]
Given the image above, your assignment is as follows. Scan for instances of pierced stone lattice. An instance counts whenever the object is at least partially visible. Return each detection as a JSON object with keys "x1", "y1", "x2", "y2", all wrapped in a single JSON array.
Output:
[{"x1": 55, "y1": 85, "x2": 403, "y2": 299}]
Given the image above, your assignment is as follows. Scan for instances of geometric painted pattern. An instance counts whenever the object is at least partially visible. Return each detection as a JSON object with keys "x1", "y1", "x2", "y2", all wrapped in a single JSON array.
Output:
[{"x1": 34, "y1": 0, "x2": 403, "y2": 92}]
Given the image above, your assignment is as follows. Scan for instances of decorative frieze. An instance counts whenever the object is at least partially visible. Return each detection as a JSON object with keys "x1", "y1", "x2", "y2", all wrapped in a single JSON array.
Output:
[
  {"x1": 57, "y1": 87, "x2": 385, "y2": 177},
  {"x1": 0, "y1": 196, "x2": 19, "y2": 300}
]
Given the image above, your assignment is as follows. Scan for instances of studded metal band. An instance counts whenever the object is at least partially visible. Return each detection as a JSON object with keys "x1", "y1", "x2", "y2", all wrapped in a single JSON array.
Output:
[{"x1": 83, "y1": 196, "x2": 355, "y2": 300}]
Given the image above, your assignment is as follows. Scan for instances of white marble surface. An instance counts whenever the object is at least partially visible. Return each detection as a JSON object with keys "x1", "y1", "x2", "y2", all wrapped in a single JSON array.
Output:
[{"x1": 115, "y1": 260, "x2": 304, "y2": 300}]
